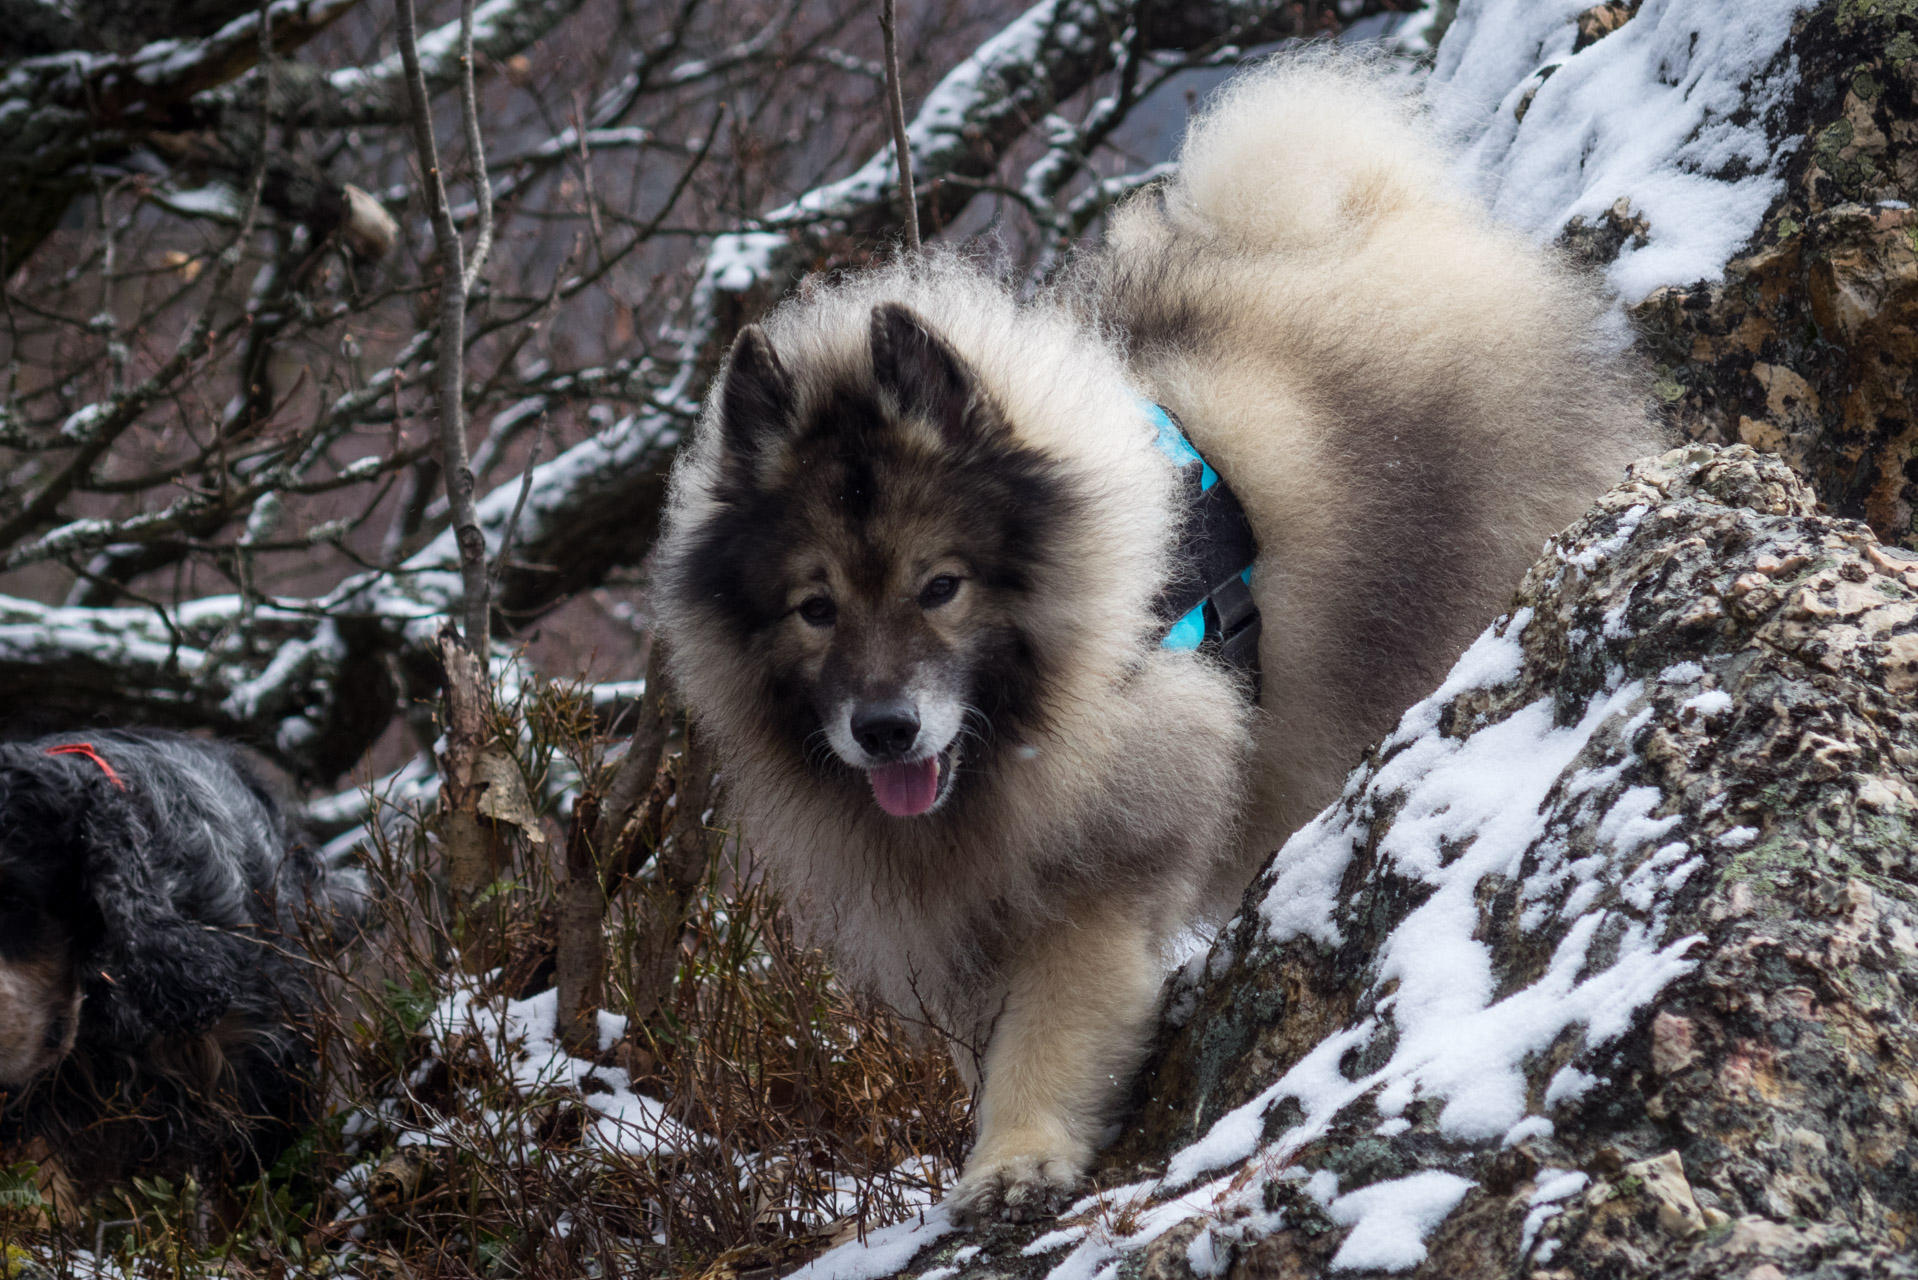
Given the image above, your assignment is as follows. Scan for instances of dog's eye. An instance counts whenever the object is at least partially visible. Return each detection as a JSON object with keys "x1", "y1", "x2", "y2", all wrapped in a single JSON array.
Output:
[
  {"x1": 797, "y1": 596, "x2": 837, "y2": 627},
  {"x1": 919, "y1": 575, "x2": 961, "y2": 609}
]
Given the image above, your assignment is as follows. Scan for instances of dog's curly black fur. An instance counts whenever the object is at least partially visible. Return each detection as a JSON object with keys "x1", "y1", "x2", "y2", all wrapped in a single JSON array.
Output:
[{"x1": 0, "y1": 730, "x2": 362, "y2": 1195}]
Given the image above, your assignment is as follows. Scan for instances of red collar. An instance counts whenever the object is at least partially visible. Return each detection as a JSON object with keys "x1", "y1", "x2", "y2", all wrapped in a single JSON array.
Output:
[{"x1": 45, "y1": 743, "x2": 128, "y2": 792}]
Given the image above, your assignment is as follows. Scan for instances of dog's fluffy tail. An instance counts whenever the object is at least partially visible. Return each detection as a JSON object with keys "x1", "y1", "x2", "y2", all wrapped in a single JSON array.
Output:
[
  {"x1": 1086, "y1": 50, "x2": 1665, "y2": 880},
  {"x1": 1164, "y1": 54, "x2": 1455, "y2": 250}
]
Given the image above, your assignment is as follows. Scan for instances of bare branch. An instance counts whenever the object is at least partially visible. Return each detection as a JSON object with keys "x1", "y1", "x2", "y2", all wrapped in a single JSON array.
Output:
[
  {"x1": 286, "y1": 0, "x2": 597, "y2": 127},
  {"x1": 456, "y1": 0, "x2": 495, "y2": 292},
  {"x1": 0, "y1": 0, "x2": 361, "y2": 265},
  {"x1": 879, "y1": 0, "x2": 920, "y2": 254},
  {"x1": 396, "y1": 0, "x2": 491, "y2": 657}
]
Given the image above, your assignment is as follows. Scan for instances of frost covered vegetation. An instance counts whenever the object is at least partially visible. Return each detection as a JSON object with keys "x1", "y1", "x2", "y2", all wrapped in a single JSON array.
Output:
[
  {"x1": 0, "y1": 725, "x2": 958, "y2": 1279},
  {"x1": 1, "y1": 672, "x2": 971, "y2": 1278}
]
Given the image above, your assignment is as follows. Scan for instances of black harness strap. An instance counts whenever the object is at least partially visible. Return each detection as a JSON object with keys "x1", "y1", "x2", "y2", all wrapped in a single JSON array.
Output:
[{"x1": 1145, "y1": 403, "x2": 1263, "y2": 700}]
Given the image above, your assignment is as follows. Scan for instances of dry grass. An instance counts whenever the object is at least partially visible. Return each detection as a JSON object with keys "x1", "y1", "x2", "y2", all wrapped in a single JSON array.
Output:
[{"x1": 0, "y1": 674, "x2": 971, "y2": 1279}]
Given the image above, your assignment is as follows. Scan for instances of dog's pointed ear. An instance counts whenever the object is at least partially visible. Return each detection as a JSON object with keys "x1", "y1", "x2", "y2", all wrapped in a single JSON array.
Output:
[
  {"x1": 870, "y1": 303, "x2": 982, "y2": 446},
  {"x1": 718, "y1": 325, "x2": 796, "y2": 470},
  {"x1": 80, "y1": 802, "x2": 235, "y2": 1040}
]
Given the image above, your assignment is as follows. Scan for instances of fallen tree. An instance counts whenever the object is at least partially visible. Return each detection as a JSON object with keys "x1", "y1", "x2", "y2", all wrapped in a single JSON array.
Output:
[{"x1": 800, "y1": 444, "x2": 1918, "y2": 1280}]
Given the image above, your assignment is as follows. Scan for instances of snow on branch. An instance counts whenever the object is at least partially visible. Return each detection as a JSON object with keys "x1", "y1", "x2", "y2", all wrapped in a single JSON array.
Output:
[
  {"x1": 0, "y1": 0, "x2": 1373, "y2": 783},
  {"x1": 275, "y1": 0, "x2": 598, "y2": 126},
  {"x1": 0, "y1": 0, "x2": 358, "y2": 110}
]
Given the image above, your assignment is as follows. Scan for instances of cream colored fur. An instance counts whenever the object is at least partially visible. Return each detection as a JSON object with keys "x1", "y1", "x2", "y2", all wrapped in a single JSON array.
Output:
[
  {"x1": 654, "y1": 53, "x2": 1660, "y2": 1223},
  {"x1": 1082, "y1": 54, "x2": 1662, "y2": 881}
]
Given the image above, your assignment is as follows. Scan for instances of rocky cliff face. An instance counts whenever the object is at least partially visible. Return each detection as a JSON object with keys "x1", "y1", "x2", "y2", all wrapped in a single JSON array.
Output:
[
  {"x1": 1614, "y1": 2, "x2": 1918, "y2": 548},
  {"x1": 794, "y1": 446, "x2": 1918, "y2": 1280}
]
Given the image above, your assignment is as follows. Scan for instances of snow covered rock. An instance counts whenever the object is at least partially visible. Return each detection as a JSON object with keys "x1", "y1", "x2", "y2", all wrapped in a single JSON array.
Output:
[
  {"x1": 802, "y1": 445, "x2": 1918, "y2": 1280},
  {"x1": 1427, "y1": 0, "x2": 1918, "y2": 547}
]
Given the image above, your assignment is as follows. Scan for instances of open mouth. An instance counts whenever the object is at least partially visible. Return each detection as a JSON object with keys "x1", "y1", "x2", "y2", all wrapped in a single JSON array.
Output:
[{"x1": 867, "y1": 745, "x2": 957, "y2": 817}]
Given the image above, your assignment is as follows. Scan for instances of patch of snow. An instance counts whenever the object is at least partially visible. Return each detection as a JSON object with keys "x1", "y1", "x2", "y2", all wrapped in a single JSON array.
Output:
[
  {"x1": 1561, "y1": 505, "x2": 1648, "y2": 572},
  {"x1": 1529, "y1": 1169, "x2": 1590, "y2": 1205},
  {"x1": 1165, "y1": 1020, "x2": 1375, "y2": 1185},
  {"x1": 1664, "y1": 857, "x2": 1704, "y2": 892},
  {"x1": 1185, "y1": 1225, "x2": 1227, "y2": 1278},
  {"x1": 706, "y1": 230, "x2": 788, "y2": 294},
  {"x1": 423, "y1": 988, "x2": 696, "y2": 1156},
  {"x1": 1519, "y1": 1203, "x2": 1561, "y2": 1255},
  {"x1": 1258, "y1": 810, "x2": 1359, "y2": 947},
  {"x1": 1386, "y1": 608, "x2": 1532, "y2": 747},
  {"x1": 1659, "y1": 661, "x2": 1705, "y2": 684},
  {"x1": 1681, "y1": 689, "x2": 1733, "y2": 718},
  {"x1": 1503, "y1": 1115, "x2": 1554, "y2": 1146},
  {"x1": 59, "y1": 401, "x2": 108, "y2": 441},
  {"x1": 1326, "y1": 1172, "x2": 1475, "y2": 1272},
  {"x1": 1025, "y1": 1226, "x2": 1087, "y2": 1256},
  {"x1": 1597, "y1": 787, "x2": 1682, "y2": 859},
  {"x1": 1543, "y1": 1065, "x2": 1599, "y2": 1107},
  {"x1": 1429, "y1": 0, "x2": 1812, "y2": 302},
  {"x1": 787, "y1": 1206, "x2": 954, "y2": 1280},
  {"x1": 1716, "y1": 825, "x2": 1761, "y2": 850},
  {"x1": 154, "y1": 181, "x2": 245, "y2": 222}
]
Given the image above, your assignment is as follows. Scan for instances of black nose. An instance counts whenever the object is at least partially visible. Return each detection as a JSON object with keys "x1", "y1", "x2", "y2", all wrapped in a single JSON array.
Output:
[{"x1": 851, "y1": 701, "x2": 920, "y2": 758}]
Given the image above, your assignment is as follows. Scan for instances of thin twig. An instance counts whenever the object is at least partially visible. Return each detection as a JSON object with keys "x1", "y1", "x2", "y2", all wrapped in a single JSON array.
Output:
[
  {"x1": 878, "y1": 0, "x2": 919, "y2": 254},
  {"x1": 396, "y1": 0, "x2": 492, "y2": 658},
  {"x1": 457, "y1": 0, "x2": 495, "y2": 292}
]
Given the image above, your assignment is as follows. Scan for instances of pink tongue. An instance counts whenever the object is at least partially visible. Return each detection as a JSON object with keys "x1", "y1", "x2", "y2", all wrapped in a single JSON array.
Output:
[{"x1": 869, "y1": 757, "x2": 940, "y2": 816}]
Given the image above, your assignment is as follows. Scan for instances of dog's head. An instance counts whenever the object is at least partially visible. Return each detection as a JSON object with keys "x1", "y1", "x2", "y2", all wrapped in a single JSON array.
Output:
[
  {"x1": 671, "y1": 303, "x2": 1082, "y2": 818},
  {"x1": 0, "y1": 742, "x2": 243, "y2": 1092},
  {"x1": 0, "y1": 753, "x2": 95, "y2": 1088}
]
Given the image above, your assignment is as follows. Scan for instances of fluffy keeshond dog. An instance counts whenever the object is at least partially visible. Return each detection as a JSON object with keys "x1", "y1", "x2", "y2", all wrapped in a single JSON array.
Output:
[{"x1": 653, "y1": 56, "x2": 1659, "y2": 1222}]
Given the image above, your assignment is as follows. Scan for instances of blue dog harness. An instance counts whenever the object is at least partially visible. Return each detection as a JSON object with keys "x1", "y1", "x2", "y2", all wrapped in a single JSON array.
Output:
[{"x1": 1145, "y1": 402, "x2": 1262, "y2": 697}]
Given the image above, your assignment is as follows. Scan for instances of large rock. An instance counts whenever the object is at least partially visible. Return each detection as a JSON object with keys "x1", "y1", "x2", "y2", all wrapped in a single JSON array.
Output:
[
  {"x1": 1622, "y1": 2, "x2": 1918, "y2": 547},
  {"x1": 797, "y1": 446, "x2": 1918, "y2": 1280}
]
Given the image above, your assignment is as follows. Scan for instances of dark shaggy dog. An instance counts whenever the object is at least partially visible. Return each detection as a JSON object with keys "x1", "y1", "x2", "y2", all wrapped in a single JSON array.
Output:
[{"x1": 0, "y1": 730, "x2": 361, "y2": 1196}]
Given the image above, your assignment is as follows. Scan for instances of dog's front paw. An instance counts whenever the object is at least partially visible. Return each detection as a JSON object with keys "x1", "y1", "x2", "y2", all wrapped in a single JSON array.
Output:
[{"x1": 946, "y1": 1150, "x2": 1085, "y2": 1227}]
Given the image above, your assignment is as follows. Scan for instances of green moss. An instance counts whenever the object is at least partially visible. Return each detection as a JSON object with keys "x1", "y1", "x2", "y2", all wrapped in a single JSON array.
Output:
[
  {"x1": 1775, "y1": 215, "x2": 1803, "y2": 240},
  {"x1": 1726, "y1": 833, "x2": 1820, "y2": 895},
  {"x1": 1853, "y1": 67, "x2": 1885, "y2": 99},
  {"x1": 1812, "y1": 119, "x2": 1878, "y2": 197},
  {"x1": 1890, "y1": 32, "x2": 1918, "y2": 62},
  {"x1": 1838, "y1": 0, "x2": 1918, "y2": 32},
  {"x1": 1, "y1": 1245, "x2": 47, "y2": 1280}
]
